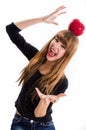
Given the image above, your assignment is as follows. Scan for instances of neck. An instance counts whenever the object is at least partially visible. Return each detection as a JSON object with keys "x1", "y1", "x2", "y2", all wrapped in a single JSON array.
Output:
[
  {"x1": 39, "y1": 60, "x2": 55, "y2": 75},
  {"x1": 44, "y1": 60, "x2": 55, "y2": 68}
]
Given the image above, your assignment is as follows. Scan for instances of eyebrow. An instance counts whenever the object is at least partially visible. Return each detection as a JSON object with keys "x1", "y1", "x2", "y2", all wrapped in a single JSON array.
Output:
[{"x1": 55, "y1": 36, "x2": 67, "y2": 47}]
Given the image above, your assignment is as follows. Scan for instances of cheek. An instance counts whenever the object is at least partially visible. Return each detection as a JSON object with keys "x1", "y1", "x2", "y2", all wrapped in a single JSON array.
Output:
[
  {"x1": 57, "y1": 50, "x2": 65, "y2": 58},
  {"x1": 61, "y1": 50, "x2": 65, "y2": 56}
]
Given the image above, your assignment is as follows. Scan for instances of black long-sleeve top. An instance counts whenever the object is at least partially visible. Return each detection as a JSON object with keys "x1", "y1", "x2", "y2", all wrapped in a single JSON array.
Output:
[{"x1": 6, "y1": 23, "x2": 68, "y2": 122}]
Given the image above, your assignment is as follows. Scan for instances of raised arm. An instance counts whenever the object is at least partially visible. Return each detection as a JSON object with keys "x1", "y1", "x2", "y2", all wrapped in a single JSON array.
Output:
[
  {"x1": 14, "y1": 5, "x2": 66, "y2": 30},
  {"x1": 6, "y1": 5, "x2": 66, "y2": 60},
  {"x1": 6, "y1": 23, "x2": 38, "y2": 60}
]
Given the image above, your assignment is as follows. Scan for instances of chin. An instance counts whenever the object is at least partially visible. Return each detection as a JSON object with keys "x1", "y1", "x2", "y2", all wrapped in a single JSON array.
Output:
[{"x1": 46, "y1": 56, "x2": 56, "y2": 62}]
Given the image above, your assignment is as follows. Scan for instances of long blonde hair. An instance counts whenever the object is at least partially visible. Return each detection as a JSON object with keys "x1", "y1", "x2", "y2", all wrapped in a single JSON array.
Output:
[{"x1": 18, "y1": 30, "x2": 79, "y2": 101}]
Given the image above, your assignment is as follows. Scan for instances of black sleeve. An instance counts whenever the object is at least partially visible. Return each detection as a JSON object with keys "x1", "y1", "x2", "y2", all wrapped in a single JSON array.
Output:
[
  {"x1": 53, "y1": 76, "x2": 68, "y2": 95},
  {"x1": 6, "y1": 23, "x2": 38, "y2": 60}
]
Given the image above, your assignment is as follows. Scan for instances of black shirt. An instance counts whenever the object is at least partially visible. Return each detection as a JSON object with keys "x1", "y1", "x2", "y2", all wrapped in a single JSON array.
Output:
[{"x1": 6, "y1": 23, "x2": 68, "y2": 122}]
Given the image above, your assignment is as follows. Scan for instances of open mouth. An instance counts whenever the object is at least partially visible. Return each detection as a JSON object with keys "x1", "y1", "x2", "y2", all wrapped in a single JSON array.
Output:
[{"x1": 48, "y1": 48, "x2": 57, "y2": 57}]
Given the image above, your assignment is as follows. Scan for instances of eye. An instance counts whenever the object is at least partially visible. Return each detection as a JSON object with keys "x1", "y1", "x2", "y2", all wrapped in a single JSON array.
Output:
[
  {"x1": 61, "y1": 44, "x2": 66, "y2": 49},
  {"x1": 54, "y1": 37, "x2": 59, "y2": 42}
]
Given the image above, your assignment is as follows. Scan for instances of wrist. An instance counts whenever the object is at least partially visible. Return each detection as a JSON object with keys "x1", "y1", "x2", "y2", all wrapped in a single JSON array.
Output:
[
  {"x1": 34, "y1": 98, "x2": 50, "y2": 117},
  {"x1": 41, "y1": 16, "x2": 45, "y2": 23}
]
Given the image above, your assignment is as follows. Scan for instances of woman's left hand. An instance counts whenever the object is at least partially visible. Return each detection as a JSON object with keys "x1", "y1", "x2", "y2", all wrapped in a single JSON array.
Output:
[
  {"x1": 42, "y1": 5, "x2": 66, "y2": 25},
  {"x1": 35, "y1": 88, "x2": 66, "y2": 103}
]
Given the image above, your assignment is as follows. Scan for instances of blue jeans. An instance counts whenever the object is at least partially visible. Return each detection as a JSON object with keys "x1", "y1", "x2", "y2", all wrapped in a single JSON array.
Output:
[{"x1": 10, "y1": 114, "x2": 55, "y2": 130}]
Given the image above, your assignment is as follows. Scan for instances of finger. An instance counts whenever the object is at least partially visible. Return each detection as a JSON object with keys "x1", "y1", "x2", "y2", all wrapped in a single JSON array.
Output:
[
  {"x1": 57, "y1": 11, "x2": 67, "y2": 16},
  {"x1": 54, "y1": 6, "x2": 66, "y2": 15},
  {"x1": 35, "y1": 88, "x2": 42, "y2": 96},
  {"x1": 57, "y1": 93, "x2": 66, "y2": 96},
  {"x1": 52, "y1": 22, "x2": 58, "y2": 26},
  {"x1": 52, "y1": 5, "x2": 66, "y2": 14},
  {"x1": 51, "y1": 98, "x2": 59, "y2": 103},
  {"x1": 55, "y1": 5, "x2": 66, "y2": 11},
  {"x1": 53, "y1": 99, "x2": 58, "y2": 103},
  {"x1": 56, "y1": 93, "x2": 66, "y2": 98}
]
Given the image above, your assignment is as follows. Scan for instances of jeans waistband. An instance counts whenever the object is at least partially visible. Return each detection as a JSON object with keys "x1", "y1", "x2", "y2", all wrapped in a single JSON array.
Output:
[
  {"x1": 16, "y1": 110, "x2": 52, "y2": 124},
  {"x1": 12, "y1": 113, "x2": 55, "y2": 129},
  {"x1": 15, "y1": 112, "x2": 34, "y2": 123}
]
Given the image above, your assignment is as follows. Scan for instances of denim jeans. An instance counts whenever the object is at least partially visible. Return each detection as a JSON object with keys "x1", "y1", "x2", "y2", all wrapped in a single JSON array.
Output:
[{"x1": 10, "y1": 114, "x2": 56, "y2": 130}]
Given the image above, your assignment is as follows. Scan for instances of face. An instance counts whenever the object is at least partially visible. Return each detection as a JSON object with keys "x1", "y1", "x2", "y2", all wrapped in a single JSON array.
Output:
[{"x1": 46, "y1": 37, "x2": 66, "y2": 61}]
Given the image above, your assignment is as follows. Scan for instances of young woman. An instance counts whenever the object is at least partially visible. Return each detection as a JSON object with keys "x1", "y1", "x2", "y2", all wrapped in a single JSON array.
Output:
[{"x1": 6, "y1": 5, "x2": 85, "y2": 130}]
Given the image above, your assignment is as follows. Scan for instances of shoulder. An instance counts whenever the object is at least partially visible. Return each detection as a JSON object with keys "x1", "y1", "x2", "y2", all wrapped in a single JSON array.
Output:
[
  {"x1": 53, "y1": 75, "x2": 68, "y2": 95},
  {"x1": 62, "y1": 75, "x2": 68, "y2": 88}
]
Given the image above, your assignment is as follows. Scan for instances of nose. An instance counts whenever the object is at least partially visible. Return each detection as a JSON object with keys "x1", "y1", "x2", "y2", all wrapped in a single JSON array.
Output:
[
  {"x1": 52, "y1": 46, "x2": 59, "y2": 54},
  {"x1": 54, "y1": 42, "x2": 60, "y2": 50}
]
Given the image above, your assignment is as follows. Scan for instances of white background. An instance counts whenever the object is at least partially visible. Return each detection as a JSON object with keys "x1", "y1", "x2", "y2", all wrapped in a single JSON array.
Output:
[{"x1": 0, "y1": 0, "x2": 86, "y2": 130}]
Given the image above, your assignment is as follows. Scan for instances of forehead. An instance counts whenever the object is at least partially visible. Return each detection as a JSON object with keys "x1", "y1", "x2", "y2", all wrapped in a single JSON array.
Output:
[{"x1": 54, "y1": 35, "x2": 67, "y2": 47}]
